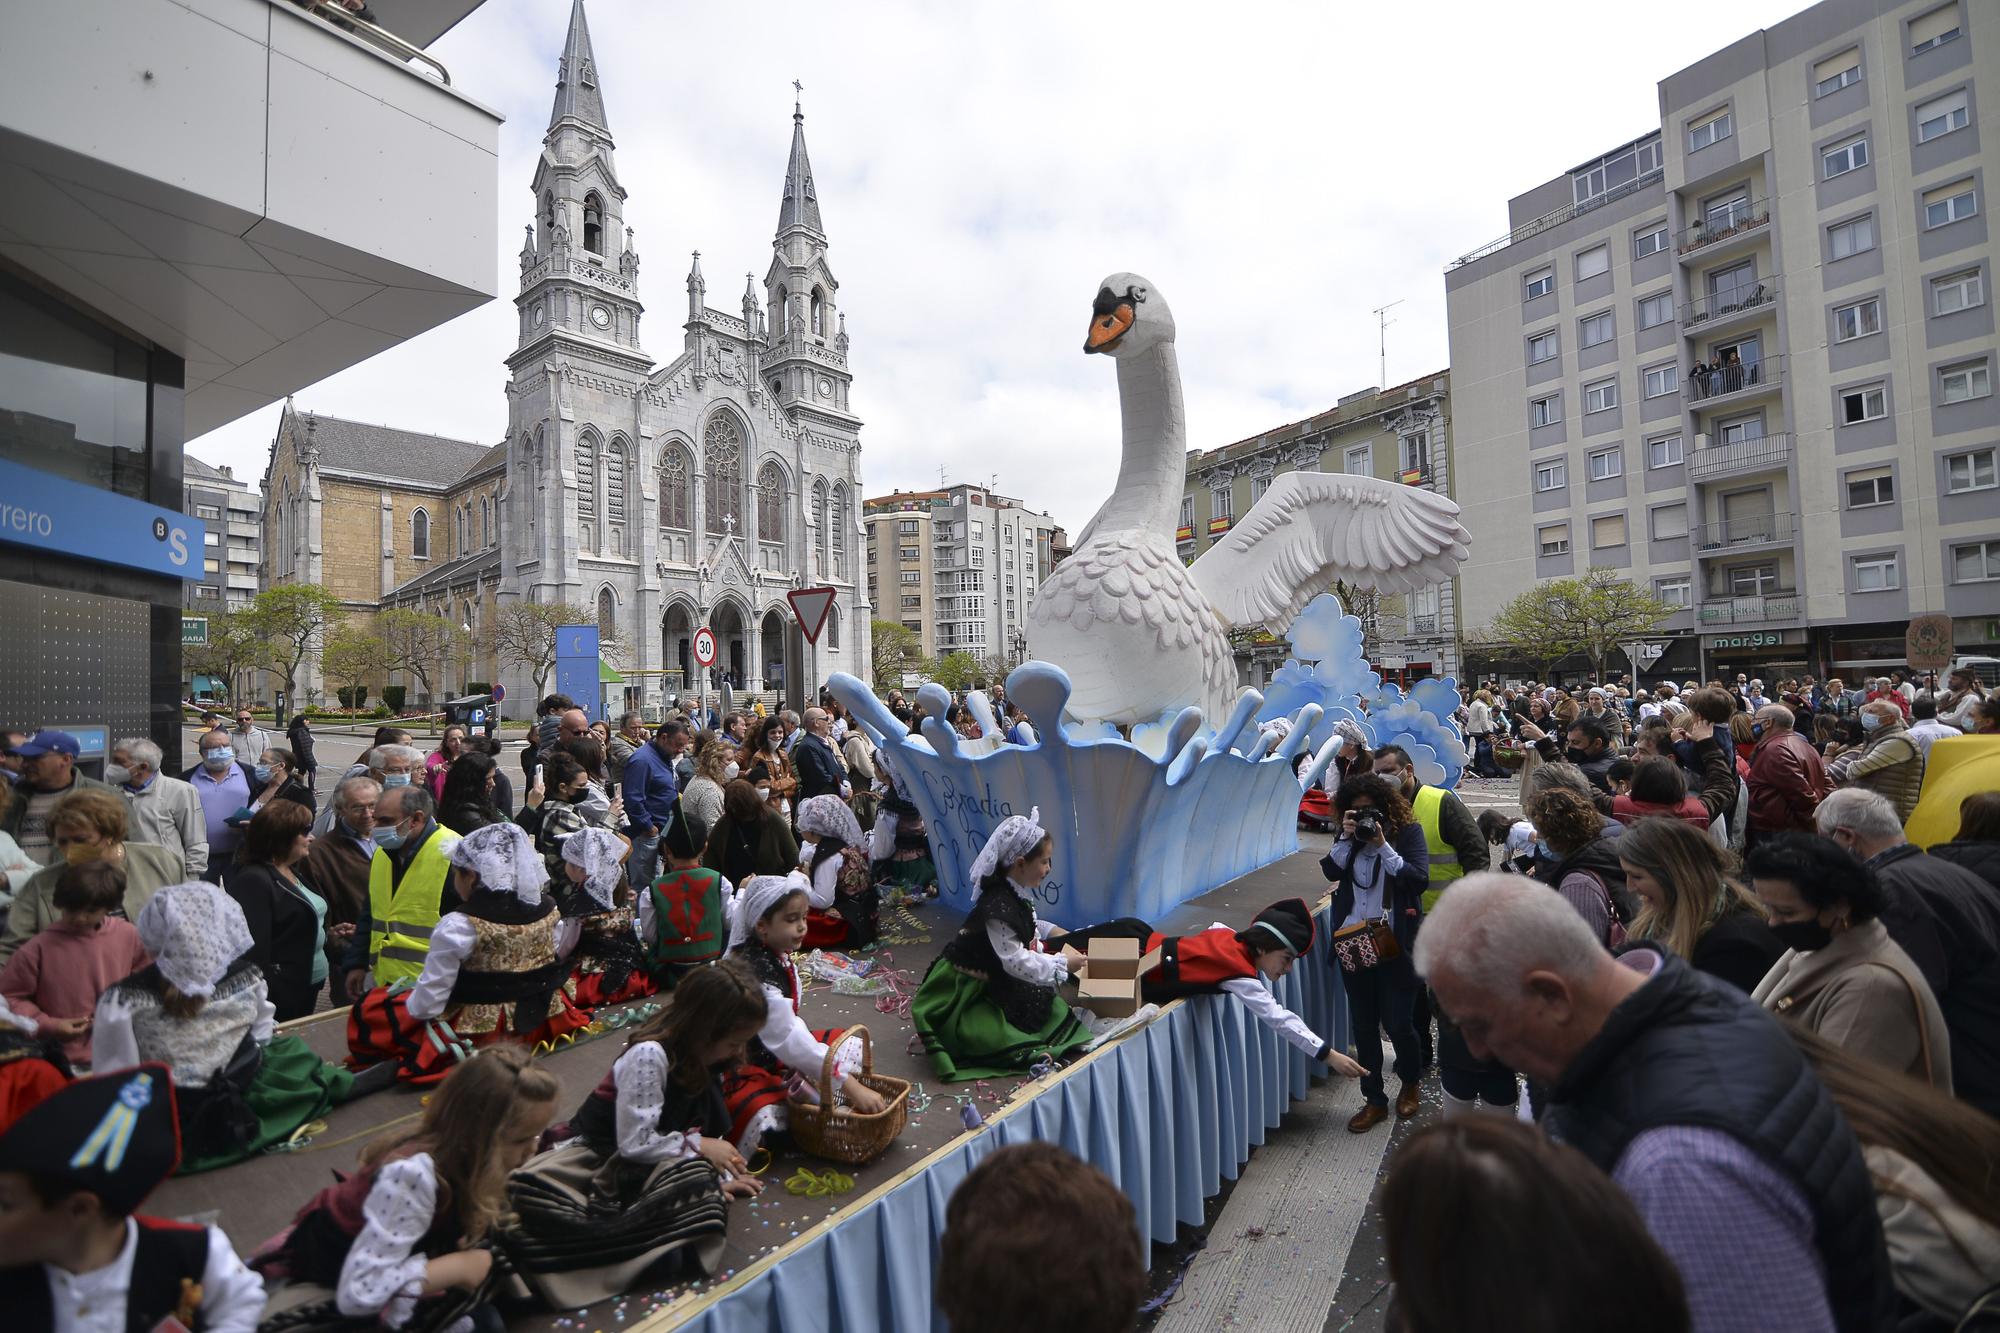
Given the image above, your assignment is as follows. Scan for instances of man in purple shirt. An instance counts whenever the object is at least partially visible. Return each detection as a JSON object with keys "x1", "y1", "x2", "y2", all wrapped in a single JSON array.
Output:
[
  {"x1": 1413, "y1": 873, "x2": 1892, "y2": 1333},
  {"x1": 188, "y1": 728, "x2": 251, "y2": 883}
]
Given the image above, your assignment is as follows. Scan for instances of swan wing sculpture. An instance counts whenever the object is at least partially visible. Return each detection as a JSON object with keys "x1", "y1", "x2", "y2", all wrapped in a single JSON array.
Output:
[{"x1": 1027, "y1": 272, "x2": 1470, "y2": 728}]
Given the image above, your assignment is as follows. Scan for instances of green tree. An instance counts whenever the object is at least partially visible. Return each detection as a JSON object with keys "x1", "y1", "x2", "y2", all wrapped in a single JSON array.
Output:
[
  {"x1": 1569, "y1": 566, "x2": 1676, "y2": 680},
  {"x1": 320, "y1": 627, "x2": 386, "y2": 711},
  {"x1": 377, "y1": 608, "x2": 466, "y2": 708},
  {"x1": 488, "y1": 602, "x2": 606, "y2": 694},
  {"x1": 243, "y1": 584, "x2": 346, "y2": 704},
  {"x1": 184, "y1": 608, "x2": 264, "y2": 702},
  {"x1": 871, "y1": 619, "x2": 924, "y2": 685},
  {"x1": 1480, "y1": 581, "x2": 1586, "y2": 680},
  {"x1": 930, "y1": 651, "x2": 980, "y2": 691}
]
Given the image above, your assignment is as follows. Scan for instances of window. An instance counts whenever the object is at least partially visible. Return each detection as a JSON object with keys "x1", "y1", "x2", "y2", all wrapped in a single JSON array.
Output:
[
  {"x1": 596, "y1": 587, "x2": 616, "y2": 639},
  {"x1": 810, "y1": 288, "x2": 826, "y2": 338},
  {"x1": 1718, "y1": 414, "x2": 1767, "y2": 444},
  {"x1": 1633, "y1": 225, "x2": 1669, "y2": 259},
  {"x1": 411, "y1": 508, "x2": 430, "y2": 559},
  {"x1": 1531, "y1": 395, "x2": 1561, "y2": 428},
  {"x1": 1650, "y1": 503, "x2": 1688, "y2": 540},
  {"x1": 1828, "y1": 216, "x2": 1876, "y2": 259},
  {"x1": 899, "y1": 570, "x2": 921, "y2": 585},
  {"x1": 1570, "y1": 136, "x2": 1663, "y2": 204},
  {"x1": 1638, "y1": 292, "x2": 1674, "y2": 329},
  {"x1": 193, "y1": 503, "x2": 220, "y2": 520},
  {"x1": 203, "y1": 557, "x2": 220, "y2": 574},
  {"x1": 900, "y1": 595, "x2": 922, "y2": 610},
  {"x1": 1940, "y1": 359, "x2": 1992, "y2": 403},
  {"x1": 1833, "y1": 298, "x2": 1882, "y2": 342},
  {"x1": 971, "y1": 547, "x2": 985, "y2": 567},
  {"x1": 1822, "y1": 135, "x2": 1869, "y2": 179},
  {"x1": 1704, "y1": 192, "x2": 1753, "y2": 233},
  {"x1": 899, "y1": 545, "x2": 919, "y2": 559},
  {"x1": 582, "y1": 193, "x2": 604, "y2": 256},
  {"x1": 1654, "y1": 576, "x2": 1692, "y2": 607},
  {"x1": 1527, "y1": 330, "x2": 1559, "y2": 364},
  {"x1": 1688, "y1": 109, "x2": 1732, "y2": 151},
  {"x1": 1953, "y1": 541, "x2": 2000, "y2": 583},
  {"x1": 1251, "y1": 473, "x2": 1272, "y2": 502},
  {"x1": 1535, "y1": 459, "x2": 1567, "y2": 491},
  {"x1": 1589, "y1": 447, "x2": 1622, "y2": 480},
  {"x1": 1909, "y1": 5, "x2": 1962, "y2": 55},
  {"x1": 1575, "y1": 246, "x2": 1610, "y2": 281},
  {"x1": 1644, "y1": 364, "x2": 1679, "y2": 398},
  {"x1": 1585, "y1": 378, "x2": 1618, "y2": 412},
  {"x1": 1211, "y1": 486, "x2": 1233, "y2": 520},
  {"x1": 1591, "y1": 514, "x2": 1628, "y2": 548},
  {"x1": 1840, "y1": 384, "x2": 1887, "y2": 424},
  {"x1": 1400, "y1": 432, "x2": 1430, "y2": 473},
  {"x1": 1345, "y1": 444, "x2": 1373, "y2": 473},
  {"x1": 1916, "y1": 90, "x2": 1970, "y2": 142},
  {"x1": 1648, "y1": 434, "x2": 1684, "y2": 468},
  {"x1": 1946, "y1": 447, "x2": 1997, "y2": 492},
  {"x1": 195, "y1": 583, "x2": 220, "y2": 599},
  {"x1": 1846, "y1": 466, "x2": 1895, "y2": 507},
  {"x1": 1932, "y1": 269, "x2": 1985, "y2": 315},
  {"x1": 203, "y1": 529, "x2": 219, "y2": 547},
  {"x1": 1814, "y1": 48, "x2": 1861, "y2": 97},
  {"x1": 1851, "y1": 553, "x2": 1900, "y2": 592},
  {"x1": 1924, "y1": 180, "x2": 1977, "y2": 228},
  {"x1": 1524, "y1": 268, "x2": 1554, "y2": 301},
  {"x1": 1178, "y1": 496, "x2": 1194, "y2": 530},
  {"x1": 1729, "y1": 564, "x2": 1779, "y2": 595},
  {"x1": 574, "y1": 437, "x2": 596, "y2": 521},
  {"x1": 703, "y1": 416, "x2": 742, "y2": 535},
  {"x1": 658, "y1": 443, "x2": 691, "y2": 531},
  {"x1": 1579, "y1": 311, "x2": 1614, "y2": 347},
  {"x1": 1538, "y1": 524, "x2": 1570, "y2": 556}
]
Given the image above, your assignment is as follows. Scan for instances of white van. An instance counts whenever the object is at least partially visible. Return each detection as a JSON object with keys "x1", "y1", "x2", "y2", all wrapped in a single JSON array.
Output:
[{"x1": 1951, "y1": 656, "x2": 2000, "y2": 687}]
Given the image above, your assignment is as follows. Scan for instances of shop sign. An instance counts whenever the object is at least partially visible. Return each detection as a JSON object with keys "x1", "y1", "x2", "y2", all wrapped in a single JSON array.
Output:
[
  {"x1": 0, "y1": 458, "x2": 205, "y2": 580},
  {"x1": 1703, "y1": 629, "x2": 1805, "y2": 650}
]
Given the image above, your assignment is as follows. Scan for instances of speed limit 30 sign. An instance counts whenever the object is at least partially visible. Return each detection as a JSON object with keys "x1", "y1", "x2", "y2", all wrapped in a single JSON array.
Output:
[{"x1": 692, "y1": 626, "x2": 718, "y2": 668}]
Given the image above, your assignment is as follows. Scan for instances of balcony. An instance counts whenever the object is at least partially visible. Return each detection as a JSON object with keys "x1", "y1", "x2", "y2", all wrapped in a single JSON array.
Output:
[
  {"x1": 1681, "y1": 280, "x2": 1777, "y2": 331},
  {"x1": 1693, "y1": 511, "x2": 1796, "y2": 554},
  {"x1": 1409, "y1": 615, "x2": 1440, "y2": 635},
  {"x1": 1449, "y1": 168, "x2": 1664, "y2": 270},
  {"x1": 1676, "y1": 198, "x2": 1770, "y2": 258},
  {"x1": 1697, "y1": 593, "x2": 1801, "y2": 625},
  {"x1": 1687, "y1": 433, "x2": 1792, "y2": 481},
  {"x1": 1685, "y1": 354, "x2": 1784, "y2": 405}
]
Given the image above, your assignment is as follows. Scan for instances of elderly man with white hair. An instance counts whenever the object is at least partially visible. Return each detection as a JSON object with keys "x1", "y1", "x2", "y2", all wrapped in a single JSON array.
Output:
[
  {"x1": 108, "y1": 737, "x2": 210, "y2": 878},
  {"x1": 1815, "y1": 788, "x2": 2000, "y2": 1119},
  {"x1": 1414, "y1": 872, "x2": 1892, "y2": 1333}
]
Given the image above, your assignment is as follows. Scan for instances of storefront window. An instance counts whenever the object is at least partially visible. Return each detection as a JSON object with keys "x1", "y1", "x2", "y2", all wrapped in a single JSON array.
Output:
[{"x1": 0, "y1": 272, "x2": 151, "y2": 499}]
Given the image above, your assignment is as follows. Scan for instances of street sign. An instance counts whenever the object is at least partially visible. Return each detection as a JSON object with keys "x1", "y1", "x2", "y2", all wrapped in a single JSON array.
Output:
[
  {"x1": 491, "y1": 683, "x2": 506, "y2": 704},
  {"x1": 182, "y1": 616, "x2": 207, "y2": 646},
  {"x1": 788, "y1": 587, "x2": 837, "y2": 645},
  {"x1": 692, "y1": 626, "x2": 718, "y2": 668},
  {"x1": 1906, "y1": 614, "x2": 1955, "y2": 672}
]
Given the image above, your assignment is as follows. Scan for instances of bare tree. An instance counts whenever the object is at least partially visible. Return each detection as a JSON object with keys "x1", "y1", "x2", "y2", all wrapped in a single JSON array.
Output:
[
  {"x1": 487, "y1": 602, "x2": 607, "y2": 694},
  {"x1": 242, "y1": 584, "x2": 345, "y2": 704}
]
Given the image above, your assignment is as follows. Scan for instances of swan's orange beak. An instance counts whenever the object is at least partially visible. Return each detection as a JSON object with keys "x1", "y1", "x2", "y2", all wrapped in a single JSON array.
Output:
[{"x1": 1085, "y1": 303, "x2": 1133, "y2": 354}]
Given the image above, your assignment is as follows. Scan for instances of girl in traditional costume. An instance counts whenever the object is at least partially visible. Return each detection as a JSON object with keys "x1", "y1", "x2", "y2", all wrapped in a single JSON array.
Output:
[
  {"x1": 794, "y1": 794, "x2": 878, "y2": 949},
  {"x1": 553, "y1": 824, "x2": 654, "y2": 1008},
  {"x1": 869, "y1": 749, "x2": 938, "y2": 903}
]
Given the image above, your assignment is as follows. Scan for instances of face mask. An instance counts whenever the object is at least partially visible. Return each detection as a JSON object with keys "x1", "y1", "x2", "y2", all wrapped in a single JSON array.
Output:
[
  {"x1": 756, "y1": 786, "x2": 771, "y2": 803},
  {"x1": 1769, "y1": 918, "x2": 1833, "y2": 954},
  {"x1": 64, "y1": 842, "x2": 102, "y2": 866},
  {"x1": 251, "y1": 765, "x2": 271, "y2": 785},
  {"x1": 381, "y1": 772, "x2": 412, "y2": 788},
  {"x1": 104, "y1": 764, "x2": 133, "y2": 787},
  {"x1": 372, "y1": 822, "x2": 407, "y2": 851},
  {"x1": 1566, "y1": 748, "x2": 1594, "y2": 765},
  {"x1": 1860, "y1": 713, "x2": 1883, "y2": 732},
  {"x1": 202, "y1": 751, "x2": 233, "y2": 772},
  {"x1": 724, "y1": 761, "x2": 741, "y2": 782}
]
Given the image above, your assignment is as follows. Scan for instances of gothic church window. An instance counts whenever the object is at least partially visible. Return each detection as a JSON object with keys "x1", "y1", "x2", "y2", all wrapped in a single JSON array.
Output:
[
  {"x1": 583, "y1": 193, "x2": 604, "y2": 256},
  {"x1": 776, "y1": 286, "x2": 789, "y2": 336},
  {"x1": 606, "y1": 441, "x2": 627, "y2": 525},
  {"x1": 825, "y1": 604, "x2": 840, "y2": 650},
  {"x1": 831, "y1": 482, "x2": 849, "y2": 579},
  {"x1": 543, "y1": 192, "x2": 555, "y2": 239},
  {"x1": 659, "y1": 443, "x2": 692, "y2": 532},
  {"x1": 597, "y1": 587, "x2": 616, "y2": 640},
  {"x1": 812, "y1": 478, "x2": 829, "y2": 578},
  {"x1": 412, "y1": 508, "x2": 430, "y2": 560},
  {"x1": 811, "y1": 288, "x2": 825, "y2": 337},
  {"x1": 757, "y1": 462, "x2": 784, "y2": 542},
  {"x1": 704, "y1": 416, "x2": 743, "y2": 536},
  {"x1": 576, "y1": 436, "x2": 597, "y2": 520}
]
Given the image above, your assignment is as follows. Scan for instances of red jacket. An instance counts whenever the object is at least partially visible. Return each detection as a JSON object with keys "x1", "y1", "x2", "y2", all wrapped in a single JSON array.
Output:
[
  {"x1": 1611, "y1": 793, "x2": 1713, "y2": 832},
  {"x1": 1747, "y1": 730, "x2": 1828, "y2": 834}
]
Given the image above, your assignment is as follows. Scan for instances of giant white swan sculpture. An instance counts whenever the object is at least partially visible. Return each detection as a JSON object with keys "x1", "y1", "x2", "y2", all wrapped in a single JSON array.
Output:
[{"x1": 1028, "y1": 272, "x2": 1472, "y2": 726}]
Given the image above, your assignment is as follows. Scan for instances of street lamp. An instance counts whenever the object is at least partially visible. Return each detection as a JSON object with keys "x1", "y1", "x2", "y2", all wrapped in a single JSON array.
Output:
[{"x1": 1010, "y1": 628, "x2": 1027, "y2": 666}]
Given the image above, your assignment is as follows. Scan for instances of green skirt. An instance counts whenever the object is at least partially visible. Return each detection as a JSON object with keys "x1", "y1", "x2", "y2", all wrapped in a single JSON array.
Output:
[
  {"x1": 911, "y1": 958, "x2": 1091, "y2": 1083},
  {"x1": 179, "y1": 1034, "x2": 354, "y2": 1174}
]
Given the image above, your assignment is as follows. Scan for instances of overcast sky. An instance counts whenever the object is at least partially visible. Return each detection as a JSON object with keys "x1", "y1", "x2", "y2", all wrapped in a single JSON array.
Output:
[{"x1": 189, "y1": 0, "x2": 1813, "y2": 535}]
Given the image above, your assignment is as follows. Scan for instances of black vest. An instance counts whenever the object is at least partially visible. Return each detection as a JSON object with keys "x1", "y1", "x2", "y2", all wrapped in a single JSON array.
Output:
[
  {"x1": 0, "y1": 1218, "x2": 210, "y2": 1332},
  {"x1": 941, "y1": 886, "x2": 1055, "y2": 1031},
  {"x1": 1543, "y1": 948, "x2": 1894, "y2": 1333}
]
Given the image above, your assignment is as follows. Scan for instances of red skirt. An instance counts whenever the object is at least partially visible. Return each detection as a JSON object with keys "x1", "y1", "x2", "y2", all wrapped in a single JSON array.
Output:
[
  {"x1": 0, "y1": 1056, "x2": 69, "y2": 1134},
  {"x1": 566, "y1": 965, "x2": 657, "y2": 1010},
  {"x1": 347, "y1": 986, "x2": 594, "y2": 1085},
  {"x1": 721, "y1": 1028, "x2": 843, "y2": 1147},
  {"x1": 802, "y1": 909, "x2": 849, "y2": 950}
]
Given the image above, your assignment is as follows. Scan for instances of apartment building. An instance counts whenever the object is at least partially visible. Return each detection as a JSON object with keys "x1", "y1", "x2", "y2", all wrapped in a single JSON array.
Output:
[
  {"x1": 1180, "y1": 373, "x2": 1461, "y2": 685},
  {"x1": 1447, "y1": 0, "x2": 1996, "y2": 686},
  {"x1": 182, "y1": 456, "x2": 261, "y2": 611},
  {"x1": 865, "y1": 484, "x2": 1059, "y2": 668}
]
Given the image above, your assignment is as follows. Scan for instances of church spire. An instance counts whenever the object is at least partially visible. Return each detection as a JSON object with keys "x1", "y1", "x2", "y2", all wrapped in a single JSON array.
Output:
[
  {"x1": 548, "y1": 0, "x2": 609, "y2": 135},
  {"x1": 775, "y1": 87, "x2": 824, "y2": 238}
]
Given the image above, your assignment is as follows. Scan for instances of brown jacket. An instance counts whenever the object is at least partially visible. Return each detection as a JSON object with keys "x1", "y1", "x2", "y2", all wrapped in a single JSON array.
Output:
[
  {"x1": 305, "y1": 827, "x2": 374, "y2": 932},
  {"x1": 1751, "y1": 918, "x2": 1951, "y2": 1090},
  {"x1": 1747, "y1": 729, "x2": 1829, "y2": 833}
]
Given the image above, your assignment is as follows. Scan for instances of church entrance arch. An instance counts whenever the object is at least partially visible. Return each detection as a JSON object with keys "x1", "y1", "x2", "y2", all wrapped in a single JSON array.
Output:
[
  {"x1": 662, "y1": 602, "x2": 694, "y2": 693},
  {"x1": 760, "y1": 609, "x2": 789, "y2": 701},
  {"x1": 712, "y1": 599, "x2": 748, "y2": 688}
]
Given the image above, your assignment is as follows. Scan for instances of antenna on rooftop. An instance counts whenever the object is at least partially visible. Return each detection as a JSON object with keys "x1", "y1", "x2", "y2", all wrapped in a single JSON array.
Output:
[{"x1": 1371, "y1": 300, "x2": 1403, "y2": 388}]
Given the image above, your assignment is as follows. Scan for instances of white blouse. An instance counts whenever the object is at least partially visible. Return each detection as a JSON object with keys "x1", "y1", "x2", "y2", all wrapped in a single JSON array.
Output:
[
  {"x1": 402, "y1": 914, "x2": 481, "y2": 1022},
  {"x1": 89, "y1": 978, "x2": 276, "y2": 1077},
  {"x1": 754, "y1": 963, "x2": 859, "y2": 1087},
  {"x1": 985, "y1": 881, "x2": 1068, "y2": 988},
  {"x1": 42, "y1": 1218, "x2": 265, "y2": 1333},
  {"x1": 796, "y1": 842, "x2": 840, "y2": 909},
  {"x1": 337, "y1": 1152, "x2": 448, "y2": 1328},
  {"x1": 610, "y1": 1040, "x2": 704, "y2": 1163}
]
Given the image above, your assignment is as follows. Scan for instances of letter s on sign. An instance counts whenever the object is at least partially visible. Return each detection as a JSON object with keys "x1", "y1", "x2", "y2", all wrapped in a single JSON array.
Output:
[{"x1": 168, "y1": 525, "x2": 189, "y2": 567}]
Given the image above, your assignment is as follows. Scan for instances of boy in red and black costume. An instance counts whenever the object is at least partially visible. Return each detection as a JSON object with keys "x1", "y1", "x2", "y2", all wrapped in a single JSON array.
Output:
[{"x1": 0, "y1": 1064, "x2": 266, "y2": 1330}]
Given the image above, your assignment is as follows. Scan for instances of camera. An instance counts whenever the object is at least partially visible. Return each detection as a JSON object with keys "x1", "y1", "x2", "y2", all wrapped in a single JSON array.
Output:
[{"x1": 1351, "y1": 809, "x2": 1382, "y2": 841}]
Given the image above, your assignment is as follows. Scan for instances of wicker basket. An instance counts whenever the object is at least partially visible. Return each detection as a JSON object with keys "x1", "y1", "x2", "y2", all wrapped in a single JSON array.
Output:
[
  {"x1": 788, "y1": 1024, "x2": 910, "y2": 1166},
  {"x1": 1493, "y1": 748, "x2": 1527, "y2": 772}
]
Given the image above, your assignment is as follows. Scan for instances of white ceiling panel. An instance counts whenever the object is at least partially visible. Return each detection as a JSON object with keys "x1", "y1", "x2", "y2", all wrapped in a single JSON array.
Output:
[
  {"x1": 285, "y1": 273, "x2": 381, "y2": 317},
  {"x1": 174, "y1": 262, "x2": 328, "y2": 341}
]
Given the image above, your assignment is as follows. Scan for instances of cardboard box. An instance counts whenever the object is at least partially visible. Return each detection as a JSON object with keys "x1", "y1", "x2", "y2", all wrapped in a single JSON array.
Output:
[{"x1": 1071, "y1": 936, "x2": 1163, "y2": 1019}]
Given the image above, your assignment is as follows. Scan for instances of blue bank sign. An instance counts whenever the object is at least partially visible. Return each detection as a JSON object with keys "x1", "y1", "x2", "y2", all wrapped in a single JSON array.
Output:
[{"x1": 0, "y1": 458, "x2": 205, "y2": 580}]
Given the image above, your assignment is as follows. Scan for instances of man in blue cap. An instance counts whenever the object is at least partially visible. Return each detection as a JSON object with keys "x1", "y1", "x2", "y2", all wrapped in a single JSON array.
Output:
[{"x1": 0, "y1": 731, "x2": 116, "y2": 868}]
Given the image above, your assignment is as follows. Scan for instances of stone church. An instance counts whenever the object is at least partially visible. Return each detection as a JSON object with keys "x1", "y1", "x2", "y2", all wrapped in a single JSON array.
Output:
[{"x1": 261, "y1": 0, "x2": 868, "y2": 711}]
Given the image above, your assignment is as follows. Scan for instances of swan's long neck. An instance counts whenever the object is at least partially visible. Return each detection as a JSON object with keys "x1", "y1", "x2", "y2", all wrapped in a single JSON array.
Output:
[{"x1": 1088, "y1": 341, "x2": 1186, "y2": 536}]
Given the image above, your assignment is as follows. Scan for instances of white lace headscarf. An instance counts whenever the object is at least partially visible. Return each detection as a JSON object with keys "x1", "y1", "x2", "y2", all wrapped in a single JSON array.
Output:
[
  {"x1": 796, "y1": 795, "x2": 863, "y2": 849},
  {"x1": 967, "y1": 808, "x2": 1045, "y2": 894},
  {"x1": 560, "y1": 825, "x2": 628, "y2": 910},
  {"x1": 136, "y1": 881, "x2": 257, "y2": 998},
  {"x1": 727, "y1": 871, "x2": 811, "y2": 953},
  {"x1": 449, "y1": 822, "x2": 549, "y2": 906}
]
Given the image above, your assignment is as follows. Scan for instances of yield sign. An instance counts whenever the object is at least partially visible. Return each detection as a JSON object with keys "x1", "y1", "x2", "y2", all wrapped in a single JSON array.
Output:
[{"x1": 787, "y1": 586, "x2": 837, "y2": 645}]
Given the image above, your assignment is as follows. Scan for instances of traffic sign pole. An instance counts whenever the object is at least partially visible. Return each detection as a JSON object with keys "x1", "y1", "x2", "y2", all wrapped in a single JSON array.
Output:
[{"x1": 786, "y1": 588, "x2": 837, "y2": 710}]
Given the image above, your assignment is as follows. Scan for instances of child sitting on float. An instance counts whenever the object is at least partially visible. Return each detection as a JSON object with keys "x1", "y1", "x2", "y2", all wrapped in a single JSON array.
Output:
[
  {"x1": 869, "y1": 749, "x2": 938, "y2": 903},
  {"x1": 795, "y1": 794, "x2": 878, "y2": 949},
  {"x1": 639, "y1": 803, "x2": 732, "y2": 984},
  {"x1": 912, "y1": 810, "x2": 1094, "y2": 1082},
  {"x1": 0, "y1": 994, "x2": 70, "y2": 1133},
  {"x1": 722, "y1": 873, "x2": 884, "y2": 1156},
  {"x1": 1055, "y1": 900, "x2": 1367, "y2": 1078},
  {"x1": 552, "y1": 824, "x2": 654, "y2": 1008},
  {"x1": 347, "y1": 822, "x2": 591, "y2": 1084}
]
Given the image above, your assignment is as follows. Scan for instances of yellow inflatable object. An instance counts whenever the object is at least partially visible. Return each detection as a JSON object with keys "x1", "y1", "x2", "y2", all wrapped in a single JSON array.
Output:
[{"x1": 1904, "y1": 735, "x2": 2000, "y2": 848}]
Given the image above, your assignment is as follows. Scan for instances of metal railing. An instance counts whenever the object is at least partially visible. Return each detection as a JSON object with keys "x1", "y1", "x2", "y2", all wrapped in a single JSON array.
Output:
[
  {"x1": 1676, "y1": 199, "x2": 1770, "y2": 255},
  {"x1": 1687, "y1": 433, "x2": 1793, "y2": 481},
  {"x1": 281, "y1": 0, "x2": 451, "y2": 84},
  {"x1": 1448, "y1": 170, "x2": 1665, "y2": 271},
  {"x1": 1697, "y1": 593, "x2": 1800, "y2": 625},
  {"x1": 1409, "y1": 615, "x2": 1440, "y2": 635},
  {"x1": 1693, "y1": 511, "x2": 1796, "y2": 551},
  {"x1": 1686, "y1": 354, "x2": 1784, "y2": 403},
  {"x1": 1682, "y1": 280, "x2": 1776, "y2": 328}
]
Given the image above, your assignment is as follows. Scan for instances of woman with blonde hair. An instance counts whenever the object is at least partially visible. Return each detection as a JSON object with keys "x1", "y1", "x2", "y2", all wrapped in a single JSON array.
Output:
[
  {"x1": 679, "y1": 736, "x2": 737, "y2": 839},
  {"x1": 1616, "y1": 817, "x2": 1783, "y2": 992}
]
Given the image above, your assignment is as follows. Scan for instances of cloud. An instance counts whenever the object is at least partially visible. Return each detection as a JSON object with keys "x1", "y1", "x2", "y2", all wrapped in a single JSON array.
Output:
[{"x1": 184, "y1": 0, "x2": 1810, "y2": 540}]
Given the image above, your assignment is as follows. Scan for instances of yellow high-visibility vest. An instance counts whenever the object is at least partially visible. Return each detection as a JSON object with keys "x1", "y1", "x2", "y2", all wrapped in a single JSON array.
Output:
[
  {"x1": 1413, "y1": 784, "x2": 1464, "y2": 914},
  {"x1": 365, "y1": 826, "x2": 460, "y2": 985}
]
